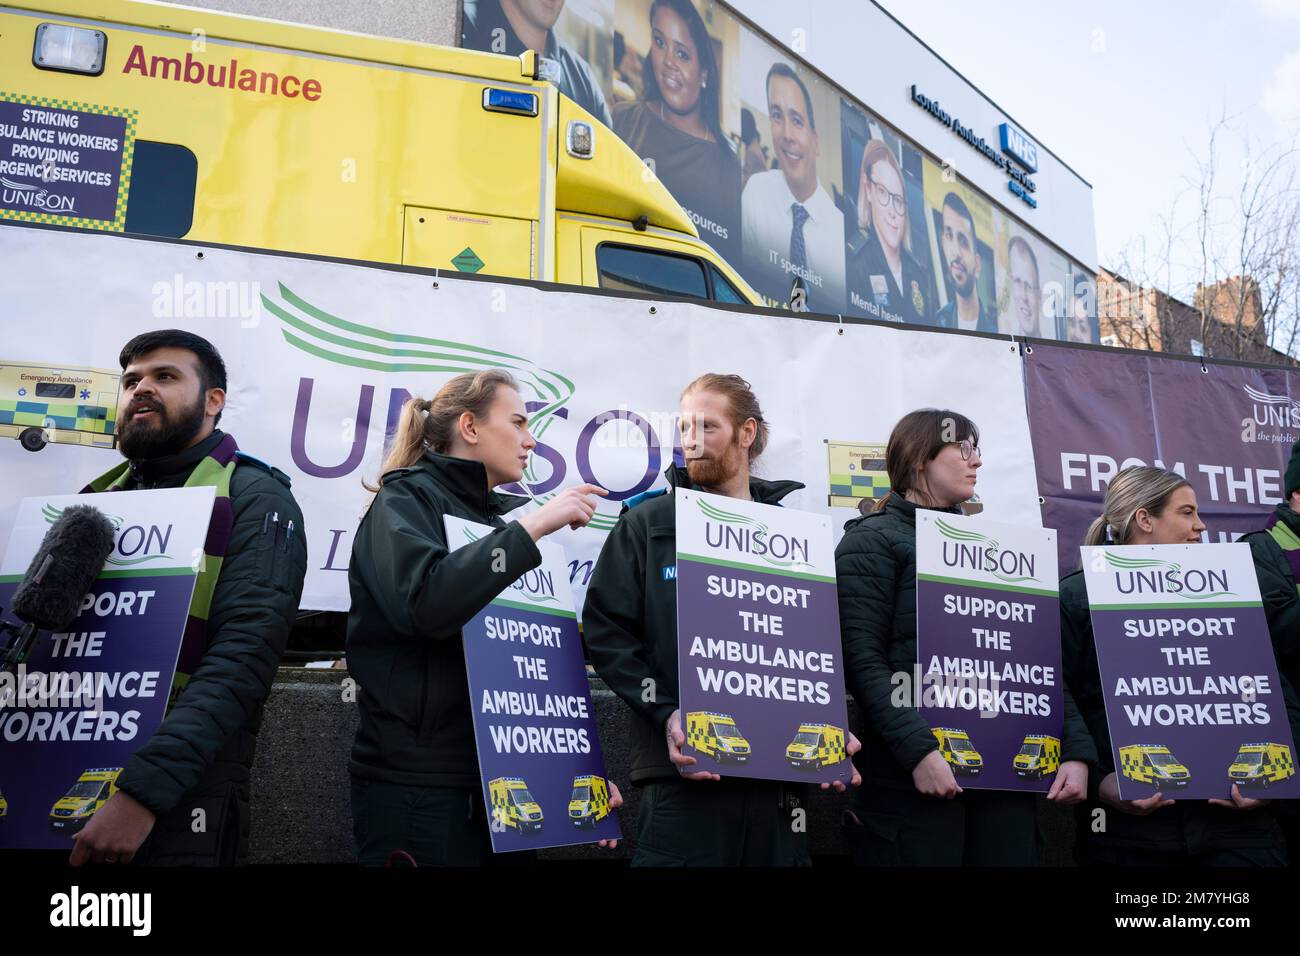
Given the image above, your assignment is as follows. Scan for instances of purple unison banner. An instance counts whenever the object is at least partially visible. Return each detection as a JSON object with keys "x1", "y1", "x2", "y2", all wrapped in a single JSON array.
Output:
[
  {"x1": 675, "y1": 489, "x2": 851, "y2": 786},
  {"x1": 915, "y1": 511, "x2": 1063, "y2": 792},
  {"x1": 0, "y1": 488, "x2": 212, "y2": 850},
  {"x1": 1024, "y1": 344, "x2": 1300, "y2": 574},
  {"x1": 1083, "y1": 542, "x2": 1300, "y2": 800},
  {"x1": 446, "y1": 516, "x2": 620, "y2": 852}
]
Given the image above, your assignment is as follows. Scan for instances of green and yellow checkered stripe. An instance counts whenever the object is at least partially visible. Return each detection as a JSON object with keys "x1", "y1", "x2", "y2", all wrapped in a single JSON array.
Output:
[
  {"x1": 0, "y1": 398, "x2": 115, "y2": 434},
  {"x1": 1120, "y1": 746, "x2": 1153, "y2": 783},
  {"x1": 823, "y1": 728, "x2": 846, "y2": 764},
  {"x1": 0, "y1": 91, "x2": 138, "y2": 232},
  {"x1": 829, "y1": 471, "x2": 891, "y2": 501}
]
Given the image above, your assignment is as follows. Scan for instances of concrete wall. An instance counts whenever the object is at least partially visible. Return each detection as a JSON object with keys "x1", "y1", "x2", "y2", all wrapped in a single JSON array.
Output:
[
  {"x1": 249, "y1": 668, "x2": 1078, "y2": 864},
  {"x1": 167, "y1": 0, "x2": 460, "y2": 47}
]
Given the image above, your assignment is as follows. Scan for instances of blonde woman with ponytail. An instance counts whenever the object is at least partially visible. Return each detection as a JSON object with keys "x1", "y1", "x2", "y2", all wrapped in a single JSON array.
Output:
[
  {"x1": 1061, "y1": 466, "x2": 1289, "y2": 867},
  {"x1": 346, "y1": 369, "x2": 617, "y2": 866}
]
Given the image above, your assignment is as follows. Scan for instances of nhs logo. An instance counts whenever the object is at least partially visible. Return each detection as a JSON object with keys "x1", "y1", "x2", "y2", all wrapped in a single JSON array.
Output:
[{"x1": 998, "y1": 122, "x2": 1038, "y2": 173}]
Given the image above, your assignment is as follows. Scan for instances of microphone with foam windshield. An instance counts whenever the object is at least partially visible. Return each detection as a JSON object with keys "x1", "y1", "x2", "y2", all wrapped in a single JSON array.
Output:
[{"x1": 1, "y1": 504, "x2": 117, "y2": 674}]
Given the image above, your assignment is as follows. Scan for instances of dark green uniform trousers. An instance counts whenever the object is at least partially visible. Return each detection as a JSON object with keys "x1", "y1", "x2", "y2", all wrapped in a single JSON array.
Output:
[
  {"x1": 846, "y1": 781, "x2": 1040, "y2": 866},
  {"x1": 350, "y1": 778, "x2": 535, "y2": 867},
  {"x1": 632, "y1": 778, "x2": 812, "y2": 866}
]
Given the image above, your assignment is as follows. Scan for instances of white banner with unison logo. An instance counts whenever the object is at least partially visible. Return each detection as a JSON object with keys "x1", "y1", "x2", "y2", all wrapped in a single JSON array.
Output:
[{"x1": 0, "y1": 225, "x2": 1039, "y2": 613}]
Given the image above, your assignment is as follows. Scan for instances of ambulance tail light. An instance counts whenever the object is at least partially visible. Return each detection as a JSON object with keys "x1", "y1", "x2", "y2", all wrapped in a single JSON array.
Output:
[{"x1": 33, "y1": 23, "x2": 107, "y2": 76}]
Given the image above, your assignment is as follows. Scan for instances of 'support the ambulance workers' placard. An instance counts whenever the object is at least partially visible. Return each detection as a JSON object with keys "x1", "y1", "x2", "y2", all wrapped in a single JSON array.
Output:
[
  {"x1": 675, "y1": 489, "x2": 851, "y2": 786},
  {"x1": 0, "y1": 487, "x2": 214, "y2": 850},
  {"x1": 1082, "y1": 543, "x2": 1300, "y2": 800},
  {"x1": 445, "y1": 516, "x2": 621, "y2": 852},
  {"x1": 915, "y1": 511, "x2": 1063, "y2": 792}
]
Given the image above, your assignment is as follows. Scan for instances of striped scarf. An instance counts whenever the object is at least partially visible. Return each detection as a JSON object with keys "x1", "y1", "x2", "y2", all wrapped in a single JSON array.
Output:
[
  {"x1": 1265, "y1": 510, "x2": 1300, "y2": 599},
  {"x1": 82, "y1": 433, "x2": 239, "y2": 706}
]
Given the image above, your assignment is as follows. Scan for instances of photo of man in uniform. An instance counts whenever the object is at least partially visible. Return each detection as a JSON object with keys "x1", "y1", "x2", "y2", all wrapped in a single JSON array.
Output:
[
  {"x1": 935, "y1": 192, "x2": 998, "y2": 333},
  {"x1": 461, "y1": 0, "x2": 612, "y2": 127},
  {"x1": 741, "y1": 63, "x2": 845, "y2": 314}
]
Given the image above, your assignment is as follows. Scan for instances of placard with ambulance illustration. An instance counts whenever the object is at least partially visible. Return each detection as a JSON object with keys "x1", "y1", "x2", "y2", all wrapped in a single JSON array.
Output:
[
  {"x1": 1082, "y1": 542, "x2": 1300, "y2": 800},
  {"x1": 915, "y1": 511, "x2": 1063, "y2": 792},
  {"x1": 446, "y1": 515, "x2": 620, "y2": 852},
  {"x1": 0, "y1": 488, "x2": 213, "y2": 849},
  {"x1": 675, "y1": 489, "x2": 851, "y2": 785}
]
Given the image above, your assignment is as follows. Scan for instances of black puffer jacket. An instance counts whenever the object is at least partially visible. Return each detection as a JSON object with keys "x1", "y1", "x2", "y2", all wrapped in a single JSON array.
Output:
[
  {"x1": 1061, "y1": 570, "x2": 1287, "y2": 853},
  {"x1": 346, "y1": 451, "x2": 542, "y2": 788},
  {"x1": 1241, "y1": 504, "x2": 1300, "y2": 679},
  {"x1": 583, "y1": 464, "x2": 804, "y2": 785},
  {"x1": 836, "y1": 494, "x2": 1097, "y2": 788}
]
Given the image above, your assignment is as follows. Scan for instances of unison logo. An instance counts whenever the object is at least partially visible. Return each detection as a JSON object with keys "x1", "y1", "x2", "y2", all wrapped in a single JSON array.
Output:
[
  {"x1": 258, "y1": 283, "x2": 628, "y2": 526},
  {"x1": 463, "y1": 526, "x2": 558, "y2": 604},
  {"x1": 1243, "y1": 384, "x2": 1300, "y2": 429},
  {"x1": 936, "y1": 518, "x2": 1038, "y2": 584},
  {"x1": 1105, "y1": 551, "x2": 1234, "y2": 600},
  {"x1": 697, "y1": 498, "x2": 811, "y2": 571},
  {"x1": 42, "y1": 504, "x2": 172, "y2": 566},
  {"x1": 0, "y1": 175, "x2": 77, "y2": 212}
]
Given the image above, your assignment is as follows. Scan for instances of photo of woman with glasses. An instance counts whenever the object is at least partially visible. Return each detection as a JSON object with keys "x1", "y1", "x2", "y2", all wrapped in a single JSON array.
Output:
[
  {"x1": 613, "y1": 0, "x2": 741, "y2": 263},
  {"x1": 835, "y1": 409, "x2": 1093, "y2": 865},
  {"x1": 846, "y1": 138, "x2": 935, "y2": 325}
]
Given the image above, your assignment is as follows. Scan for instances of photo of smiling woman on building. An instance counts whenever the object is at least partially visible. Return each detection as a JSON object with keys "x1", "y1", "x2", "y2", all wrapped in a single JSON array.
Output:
[
  {"x1": 613, "y1": 0, "x2": 740, "y2": 263},
  {"x1": 846, "y1": 137, "x2": 935, "y2": 325}
]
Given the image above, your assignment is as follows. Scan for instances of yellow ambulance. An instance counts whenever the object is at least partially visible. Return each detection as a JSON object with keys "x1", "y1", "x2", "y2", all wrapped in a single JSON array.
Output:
[
  {"x1": 686, "y1": 711, "x2": 751, "y2": 765},
  {"x1": 1228, "y1": 742, "x2": 1295, "y2": 789},
  {"x1": 933, "y1": 727, "x2": 983, "y2": 776},
  {"x1": 49, "y1": 766, "x2": 121, "y2": 834},
  {"x1": 1119, "y1": 744, "x2": 1191, "y2": 789},
  {"x1": 785, "y1": 722, "x2": 847, "y2": 770},
  {"x1": 488, "y1": 776, "x2": 543, "y2": 836},
  {"x1": 4, "y1": 0, "x2": 759, "y2": 307},
  {"x1": 567, "y1": 774, "x2": 610, "y2": 830},
  {"x1": 1013, "y1": 734, "x2": 1061, "y2": 781},
  {"x1": 0, "y1": 361, "x2": 119, "y2": 452}
]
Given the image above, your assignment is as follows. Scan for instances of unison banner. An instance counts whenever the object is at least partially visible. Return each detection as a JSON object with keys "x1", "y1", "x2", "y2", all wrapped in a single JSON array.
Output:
[
  {"x1": 0, "y1": 225, "x2": 1039, "y2": 615},
  {"x1": 0, "y1": 487, "x2": 213, "y2": 850},
  {"x1": 915, "y1": 511, "x2": 1062, "y2": 792},
  {"x1": 675, "y1": 490, "x2": 851, "y2": 786},
  {"x1": 1081, "y1": 542, "x2": 1300, "y2": 801},
  {"x1": 1025, "y1": 343, "x2": 1300, "y2": 573}
]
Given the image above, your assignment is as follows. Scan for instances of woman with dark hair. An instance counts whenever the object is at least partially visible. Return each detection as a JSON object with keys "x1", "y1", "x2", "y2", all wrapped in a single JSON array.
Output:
[
  {"x1": 613, "y1": 0, "x2": 741, "y2": 261},
  {"x1": 846, "y1": 138, "x2": 934, "y2": 325},
  {"x1": 1062, "y1": 466, "x2": 1290, "y2": 867},
  {"x1": 347, "y1": 369, "x2": 618, "y2": 866},
  {"x1": 835, "y1": 409, "x2": 1094, "y2": 865}
]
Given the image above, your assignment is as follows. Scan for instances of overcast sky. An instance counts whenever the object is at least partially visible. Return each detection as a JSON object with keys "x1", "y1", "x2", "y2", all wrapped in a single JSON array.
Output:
[{"x1": 869, "y1": 0, "x2": 1300, "y2": 297}]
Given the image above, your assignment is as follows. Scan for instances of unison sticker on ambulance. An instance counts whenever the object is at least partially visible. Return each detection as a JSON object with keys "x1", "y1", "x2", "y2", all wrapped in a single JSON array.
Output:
[{"x1": 0, "y1": 92, "x2": 138, "y2": 231}]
